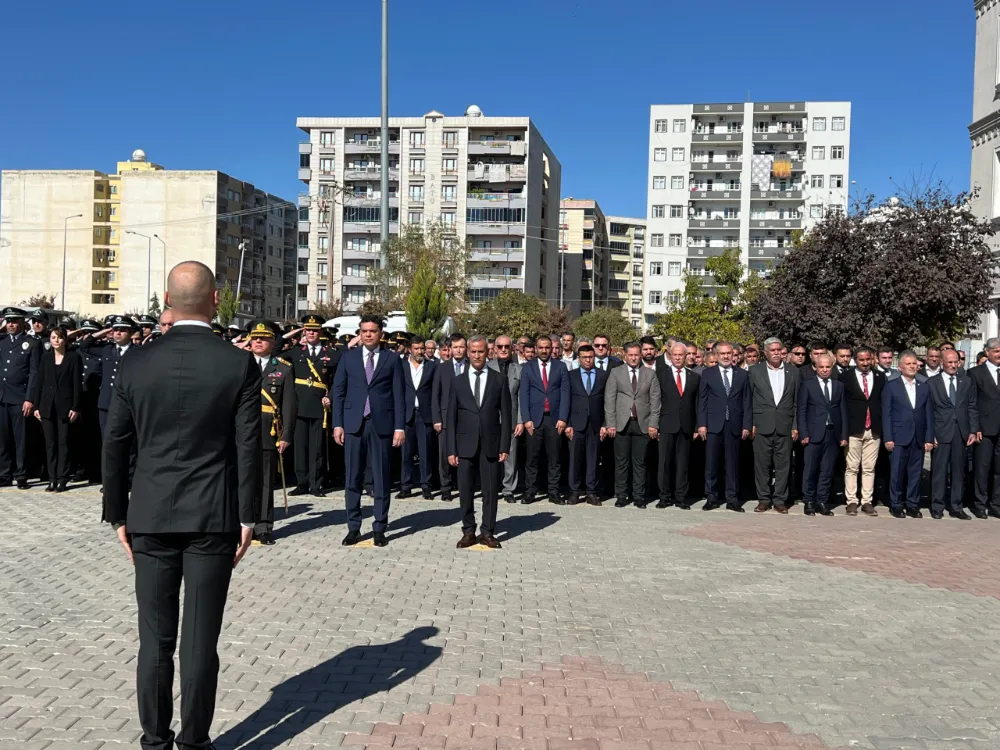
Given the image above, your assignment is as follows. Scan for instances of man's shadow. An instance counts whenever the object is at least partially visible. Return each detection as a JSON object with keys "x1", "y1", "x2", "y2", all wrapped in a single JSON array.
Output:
[
  {"x1": 214, "y1": 626, "x2": 442, "y2": 750},
  {"x1": 494, "y1": 511, "x2": 558, "y2": 541}
]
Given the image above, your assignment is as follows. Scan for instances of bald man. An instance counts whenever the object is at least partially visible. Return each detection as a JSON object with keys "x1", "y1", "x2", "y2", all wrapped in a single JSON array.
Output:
[
  {"x1": 158, "y1": 308, "x2": 175, "y2": 333},
  {"x1": 102, "y1": 261, "x2": 262, "y2": 750}
]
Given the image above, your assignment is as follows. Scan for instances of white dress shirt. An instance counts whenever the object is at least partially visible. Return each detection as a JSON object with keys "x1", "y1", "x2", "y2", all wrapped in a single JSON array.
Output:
[
  {"x1": 854, "y1": 368, "x2": 872, "y2": 397},
  {"x1": 362, "y1": 346, "x2": 380, "y2": 373},
  {"x1": 987, "y1": 360, "x2": 1000, "y2": 386},
  {"x1": 924, "y1": 366, "x2": 941, "y2": 378},
  {"x1": 766, "y1": 363, "x2": 785, "y2": 406},
  {"x1": 409, "y1": 358, "x2": 424, "y2": 407},
  {"x1": 671, "y1": 366, "x2": 687, "y2": 395},
  {"x1": 467, "y1": 365, "x2": 488, "y2": 406},
  {"x1": 902, "y1": 376, "x2": 917, "y2": 408},
  {"x1": 561, "y1": 354, "x2": 578, "y2": 370},
  {"x1": 595, "y1": 357, "x2": 611, "y2": 370},
  {"x1": 257, "y1": 356, "x2": 269, "y2": 373}
]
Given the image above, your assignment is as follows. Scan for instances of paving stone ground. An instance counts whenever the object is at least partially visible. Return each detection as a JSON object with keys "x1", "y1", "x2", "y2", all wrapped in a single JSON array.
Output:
[{"x1": 2, "y1": 485, "x2": 1000, "y2": 750}]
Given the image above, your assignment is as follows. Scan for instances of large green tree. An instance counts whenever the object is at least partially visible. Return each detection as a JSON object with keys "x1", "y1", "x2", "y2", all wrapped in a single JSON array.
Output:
[
  {"x1": 406, "y1": 262, "x2": 448, "y2": 339},
  {"x1": 148, "y1": 293, "x2": 162, "y2": 316},
  {"x1": 216, "y1": 286, "x2": 239, "y2": 326},
  {"x1": 572, "y1": 306, "x2": 635, "y2": 346},
  {"x1": 462, "y1": 290, "x2": 571, "y2": 340}
]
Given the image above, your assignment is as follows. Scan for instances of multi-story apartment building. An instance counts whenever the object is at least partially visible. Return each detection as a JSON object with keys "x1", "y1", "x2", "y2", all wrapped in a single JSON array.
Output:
[
  {"x1": 644, "y1": 102, "x2": 851, "y2": 327},
  {"x1": 296, "y1": 107, "x2": 561, "y2": 312},
  {"x1": 605, "y1": 216, "x2": 646, "y2": 329},
  {"x1": 970, "y1": 0, "x2": 1000, "y2": 340},
  {"x1": 0, "y1": 150, "x2": 296, "y2": 320},
  {"x1": 558, "y1": 198, "x2": 607, "y2": 316}
]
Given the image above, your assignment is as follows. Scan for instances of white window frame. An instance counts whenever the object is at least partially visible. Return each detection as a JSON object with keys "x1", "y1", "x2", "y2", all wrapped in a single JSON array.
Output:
[
  {"x1": 669, "y1": 205, "x2": 684, "y2": 218},
  {"x1": 668, "y1": 234, "x2": 682, "y2": 247},
  {"x1": 671, "y1": 147, "x2": 685, "y2": 162},
  {"x1": 810, "y1": 175, "x2": 824, "y2": 188},
  {"x1": 653, "y1": 148, "x2": 667, "y2": 162},
  {"x1": 830, "y1": 174, "x2": 844, "y2": 189},
  {"x1": 831, "y1": 146, "x2": 844, "y2": 160},
  {"x1": 650, "y1": 233, "x2": 664, "y2": 247},
  {"x1": 672, "y1": 119, "x2": 686, "y2": 133},
  {"x1": 654, "y1": 119, "x2": 668, "y2": 133},
  {"x1": 651, "y1": 205, "x2": 665, "y2": 218},
  {"x1": 670, "y1": 176, "x2": 684, "y2": 189},
  {"x1": 831, "y1": 117, "x2": 846, "y2": 131},
  {"x1": 653, "y1": 176, "x2": 666, "y2": 190},
  {"x1": 811, "y1": 146, "x2": 825, "y2": 160},
  {"x1": 649, "y1": 261, "x2": 663, "y2": 275},
  {"x1": 648, "y1": 291, "x2": 662, "y2": 305},
  {"x1": 812, "y1": 117, "x2": 827, "y2": 131}
]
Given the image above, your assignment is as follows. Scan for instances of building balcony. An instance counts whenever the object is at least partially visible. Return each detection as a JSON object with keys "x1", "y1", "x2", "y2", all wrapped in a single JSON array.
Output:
[
  {"x1": 753, "y1": 102, "x2": 807, "y2": 114},
  {"x1": 691, "y1": 131, "x2": 744, "y2": 144},
  {"x1": 298, "y1": 220, "x2": 310, "y2": 233},
  {"x1": 298, "y1": 167, "x2": 311, "y2": 182},
  {"x1": 751, "y1": 189, "x2": 804, "y2": 200},
  {"x1": 689, "y1": 160, "x2": 742, "y2": 172},
  {"x1": 466, "y1": 192, "x2": 526, "y2": 209},
  {"x1": 468, "y1": 273, "x2": 523, "y2": 288},
  {"x1": 296, "y1": 298, "x2": 310, "y2": 311},
  {"x1": 467, "y1": 164, "x2": 527, "y2": 181},
  {"x1": 343, "y1": 194, "x2": 399, "y2": 208},
  {"x1": 688, "y1": 218, "x2": 740, "y2": 229},
  {"x1": 687, "y1": 245, "x2": 738, "y2": 258},
  {"x1": 343, "y1": 245, "x2": 381, "y2": 260},
  {"x1": 747, "y1": 246, "x2": 791, "y2": 261},
  {"x1": 297, "y1": 245, "x2": 310, "y2": 259},
  {"x1": 299, "y1": 142, "x2": 312, "y2": 154},
  {"x1": 344, "y1": 140, "x2": 400, "y2": 154},
  {"x1": 468, "y1": 141, "x2": 514, "y2": 156},
  {"x1": 297, "y1": 193, "x2": 311, "y2": 208},
  {"x1": 343, "y1": 167, "x2": 399, "y2": 181},
  {"x1": 689, "y1": 189, "x2": 742, "y2": 201},
  {"x1": 297, "y1": 272, "x2": 310, "y2": 285},
  {"x1": 469, "y1": 248, "x2": 525, "y2": 263},
  {"x1": 752, "y1": 130, "x2": 806, "y2": 143},
  {"x1": 751, "y1": 218, "x2": 802, "y2": 230},
  {"x1": 465, "y1": 221, "x2": 526, "y2": 235},
  {"x1": 342, "y1": 220, "x2": 399, "y2": 234}
]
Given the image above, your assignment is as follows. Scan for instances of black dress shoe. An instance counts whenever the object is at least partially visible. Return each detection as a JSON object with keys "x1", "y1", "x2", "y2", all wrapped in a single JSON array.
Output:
[
  {"x1": 44, "y1": 482, "x2": 56, "y2": 492},
  {"x1": 312, "y1": 489, "x2": 327, "y2": 498},
  {"x1": 373, "y1": 532, "x2": 388, "y2": 547},
  {"x1": 803, "y1": 503, "x2": 816, "y2": 516},
  {"x1": 549, "y1": 494, "x2": 565, "y2": 505},
  {"x1": 0, "y1": 478, "x2": 12, "y2": 487},
  {"x1": 906, "y1": 508, "x2": 923, "y2": 518},
  {"x1": 342, "y1": 530, "x2": 361, "y2": 546},
  {"x1": 289, "y1": 486, "x2": 309, "y2": 497},
  {"x1": 614, "y1": 498, "x2": 629, "y2": 508},
  {"x1": 634, "y1": 501, "x2": 648, "y2": 509},
  {"x1": 503, "y1": 494, "x2": 517, "y2": 504},
  {"x1": 422, "y1": 490, "x2": 433, "y2": 500},
  {"x1": 456, "y1": 531, "x2": 478, "y2": 549},
  {"x1": 974, "y1": 509, "x2": 989, "y2": 519},
  {"x1": 989, "y1": 509, "x2": 1000, "y2": 519},
  {"x1": 566, "y1": 493, "x2": 581, "y2": 505},
  {"x1": 675, "y1": 503, "x2": 691, "y2": 510},
  {"x1": 814, "y1": 504, "x2": 834, "y2": 516},
  {"x1": 931, "y1": 511, "x2": 944, "y2": 519},
  {"x1": 890, "y1": 508, "x2": 906, "y2": 519},
  {"x1": 656, "y1": 499, "x2": 673, "y2": 509},
  {"x1": 726, "y1": 503, "x2": 746, "y2": 513},
  {"x1": 441, "y1": 491, "x2": 454, "y2": 502},
  {"x1": 950, "y1": 510, "x2": 972, "y2": 520},
  {"x1": 703, "y1": 502, "x2": 721, "y2": 511},
  {"x1": 55, "y1": 481, "x2": 68, "y2": 493},
  {"x1": 16, "y1": 478, "x2": 29, "y2": 490},
  {"x1": 521, "y1": 493, "x2": 535, "y2": 505},
  {"x1": 396, "y1": 489, "x2": 415, "y2": 500},
  {"x1": 585, "y1": 495, "x2": 602, "y2": 506},
  {"x1": 258, "y1": 533, "x2": 276, "y2": 546}
]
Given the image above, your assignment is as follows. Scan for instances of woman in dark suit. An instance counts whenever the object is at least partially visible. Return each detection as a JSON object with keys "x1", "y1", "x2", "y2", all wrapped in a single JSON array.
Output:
[{"x1": 32, "y1": 326, "x2": 81, "y2": 492}]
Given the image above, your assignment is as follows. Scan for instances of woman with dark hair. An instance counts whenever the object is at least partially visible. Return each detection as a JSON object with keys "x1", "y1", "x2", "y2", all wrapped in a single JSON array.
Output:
[{"x1": 32, "y1": 326, "x2": 81, "y2": 492}]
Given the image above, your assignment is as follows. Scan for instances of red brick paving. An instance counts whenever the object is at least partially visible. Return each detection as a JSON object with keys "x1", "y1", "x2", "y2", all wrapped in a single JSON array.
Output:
[
  {"x1": 342, "y1": 656, "x2": 849, "y2": 750},
  {"x1": 683, "y1": 514, "x2": 1000, "y2": 599}
]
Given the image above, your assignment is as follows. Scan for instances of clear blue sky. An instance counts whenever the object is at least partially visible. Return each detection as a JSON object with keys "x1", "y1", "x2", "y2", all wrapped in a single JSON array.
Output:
[{"x1": 0, "y1": 0, "x2": 974, "y2": 218}]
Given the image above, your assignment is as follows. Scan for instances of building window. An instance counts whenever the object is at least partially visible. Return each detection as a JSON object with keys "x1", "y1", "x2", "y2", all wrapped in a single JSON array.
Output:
[
  {"x1": 317, "y1": 261, "x2": 328, "y2": 276},
  {"x1": 409, "y1": 131, "x2": 425, "y2": 147},
  {"x1": 671, "y1": 147, "x2": 685, "y2": 162},
  {"x1": 653, "y1": 176, "x2": 666, "y2": 190},
  {"x1": 109, "y1": 229, "x2": 117, "y2": 240},
  {"x1": 318, "y1": 236, "x2": 329, "y2": 251},
  {"x1": 442, "y1": 131, "x2": 458, "y2": 147},
  {"x1": 408, "y1": 211, "x2": 424, "y2": 224},
  {"x1": 651, "y1": 205, "x2": 665, "y2": 218},
  {"x1": 441, "y1": 185, "x2": 457, "y2": 201},
  {"x1": 649, "y1": 262, "x2": 663, "y2": 275},
  {"x1": 648, "y1": 291, "x2": 662, "y2": 305},
  {"x1": 650, "y1": 234, "x2": 664, "y2": 247},
  {"x1": 673, "y1": 119, "x2": 686, "y2": 133},
  {"x1": 670, "y1": 176, "x2": 684, "y2": 189},
  {"x1": 831, "y1": 117, "x2": 846, "y2": 131},
  {"x1": 809, "y1": 204, "x2": 824, "y2": 218},
  {"x1": 669, "y1": 205, "x2": 683, "y2": 218},
  {"x1": 440, "y1": 212, "x2": 456, "y2": 227},
  {"x1": 408, "y1": 185, "x2": 424, "y2": 201},
  {"x1": 668, "y1": 261, "x2": 682, "y2": 276},
  {"x1": 830, "y1": 174, "x2": 844, "y2": 188},
  {"x1": 810, "y1": 175, "x2": 824, "y2": 188},
  {"x1": 442, "y1": 158, "x2": 457, "y2": 173},
  {"x1": 831, "y1": 146, "x2": 844, "y2": 160},
  {"x1": 654, "y1": 119, "x2": 668, "y2": 133},
  {"x1": 110, "y1": 206, "x2": 117, "y2": 217},
  {"x1": 347, "y1": 289, "x2": 366, "y2": 304},
  {"x1": 95, "y1": 206, "x2": 103, "y2": 218},
  {"x1": 668, "y1": 234, "x2": 682, "y2": 247},
  {"x1": 811, "y1": 146, "x2": 825, "y2": 160},
  {"x1": 812, "y1": 117, "x2": 827, "y2": 131},
  {"x1": 320, "y1": 131, "x2": 335, "y2": 146},
  {"x1": 409, "y1": 158, "x2": 425, "y2": 174},
  {"x1": 110, "y1": 185, "x2": 118, "y2": 195},
  {"x1": 653, "y1": 148, "x2": 667, "y2": 162},
  {"x1": 320, "y1": 158, "x2": 334, "y2": 173}
]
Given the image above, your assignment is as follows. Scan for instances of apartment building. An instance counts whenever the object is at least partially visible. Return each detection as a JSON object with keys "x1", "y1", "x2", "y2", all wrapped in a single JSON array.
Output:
[
  {"x1": 604, "y1": 216, "x2": 646, "y2": 329},
  {"x1": 558, "y1": 198, "x2": 607, "y2": 316},
  {"x1": 970, "y1": 0, "x2": 1000, "y2": 340},
  {"x1": 296, "y1": 107, "x2": 561, "y2": 312},
  {"x1": 0, "y1": 150, "x2": 297, "y2": 320},
  {"x1": 644, "y1": 101, "x2": 851, "y2": 327}
]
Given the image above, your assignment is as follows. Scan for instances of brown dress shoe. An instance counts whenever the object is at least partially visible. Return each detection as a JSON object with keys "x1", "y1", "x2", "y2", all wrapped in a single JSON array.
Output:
[
  {"x1": 774, "y1": 506, "x2": 788, "y2": 514},
  {"x1": 861, "y1": 503, "x2": 878, "y2": 517},
  {"x1": 846, "y1": 503, "x2": 859, "y2": 516},
  {"x1": 456, "y1": 531, "x2": 478, "y2": 548},
  {"x1": 478, "y1": 534, "x2": 502, "y2": 549},
  {"x1": 754, "y1": 502, "x2": 770, "y2": 513}
]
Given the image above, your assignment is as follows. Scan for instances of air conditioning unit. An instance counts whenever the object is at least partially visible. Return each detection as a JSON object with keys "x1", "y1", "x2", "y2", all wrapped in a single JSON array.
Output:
[
  {"x1": 767, "y1": 231, "x2": 774, "y2": 236},
  {"x1": 768, "y1": 201, "x2": 775, "y2": 207}
]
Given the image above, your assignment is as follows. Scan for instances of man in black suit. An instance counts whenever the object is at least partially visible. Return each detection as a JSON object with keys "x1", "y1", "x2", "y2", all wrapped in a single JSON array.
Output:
[
  {"x1": 565, "y1": 344, "x2": 606, "y2": 506},
  {"x1": 929, "y1": 349, "x2": 977, "y2": 519},
  {"x1": 431, "y1": 333, "x2": 467, "y2": 501},
  {"x1": 797, "y1": 353, "x2": 848, "y2": 515},
  {"x1": 447, "y1": 335, "x2": 511, "y2": 549},
  {"x1": 968, "y1": 336, "x2": 1000, "y2": 518},
  {"x1": 748, "y1": 337, "x2": 799, "y2": 513},
  {"x1": 592, "y1": 334, "x2": 622, "y2": 497},
  {"x1": 0, "y1": 307, "x2": 42, "y2": 488},
  {"x1": 657, "y1": 341, "x2": 699, "y2": 509},
  {"x1": 102, "y1": 261, "x2": 261, "y2": 750},
  {"x1": 399, "y1": 338, "x2": 437, "y2": 500},
  {"x1": 841, "y1": 346, "x2": 885, "y2": 516}
]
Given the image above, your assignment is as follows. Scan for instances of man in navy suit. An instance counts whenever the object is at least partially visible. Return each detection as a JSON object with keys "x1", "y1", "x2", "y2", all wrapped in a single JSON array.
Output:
[
  {"x1": 928, "y1": 348, "x2": 977, "y2": 519},
  {"x1": 797, "y1": 353, "x2": 848, "y2": 516},
  {"x1": 331, "y1": 315, "x2": 405, "y2": 546},
  {"x1": 519, "y1": 335, "x2": 570, "y2": 504},
  {"x1": 882, "y1": 350, "x2": 934, "y2": 519},
  {"x1": 565, "y1": 344, "x2": 606, "y2": 505},
  {"x1": 697, "y1": 341, "x2": 751, "y2": 511},
  {"x1": 398, "y1": 338, "x2": 437, "y2": 500}
]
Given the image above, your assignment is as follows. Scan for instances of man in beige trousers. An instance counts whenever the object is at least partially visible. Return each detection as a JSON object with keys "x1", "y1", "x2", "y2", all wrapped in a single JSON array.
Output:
[{"x1": 841, "y1": 346, "x2": 886, "y2": 516}]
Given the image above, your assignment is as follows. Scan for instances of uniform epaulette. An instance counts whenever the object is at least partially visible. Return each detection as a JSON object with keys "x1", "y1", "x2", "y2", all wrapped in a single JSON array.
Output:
[{"x1": 277, "y1": 357, "x2": 291, "y2": 366}]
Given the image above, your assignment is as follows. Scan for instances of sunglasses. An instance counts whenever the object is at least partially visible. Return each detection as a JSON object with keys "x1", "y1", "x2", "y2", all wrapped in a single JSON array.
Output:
[
  {"x1": 791, "y1": 351, "x2": 806, "y2": 356},
  {"x1": 496, "y1": 344, "x2": 511, "y2": 349},
  {"x1": 594, "y1": 343, "x2": 609, "y2": 348}
]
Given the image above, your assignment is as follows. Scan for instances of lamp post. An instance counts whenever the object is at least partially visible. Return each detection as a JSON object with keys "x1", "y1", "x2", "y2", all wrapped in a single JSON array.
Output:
[
  {"x1": 153, "y1": 234, "x2": 166, "y2": 301},
  {"x1": 126, "y1": 230, "x2": 152, "y2": 312},
  {"x1": 61, "y1": 213, "x2": 84, "y2": 308},
  {"x1": 235, "y1": 239, "x2": 249, "y2": 318}
]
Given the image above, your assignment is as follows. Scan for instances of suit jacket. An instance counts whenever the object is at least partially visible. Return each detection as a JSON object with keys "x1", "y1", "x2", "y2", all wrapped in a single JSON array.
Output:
[
  {"x1": 882, "y1": 376, "x2": 934, "y2": 446},
  {"x1": 967, "y1": 363, "x2": 1000, "y2": 436},
  {"x1": 747, "y1": 362, "x2": 798, "y2": 435},
  {"x1": 519, "y1": 357, "x2": 571, "y2": 424},
  {"x1": 446, "y1": 366, "x2": 512, "y2": 459},
  {"x1": 331, "y1": 346, "x2": 405, "y2": 437},
  {"x1": 594, "y1": 355, "x2": 623, "y2": 372},
  {"x1": 840, "y1": 367, "x2": 885, "y2": 438},
  {"x1": 603, "y1": 363, "x2": 661, "y2": 432},
  {"x1": 487, "y1": 358, "x2": 522, "y2": 428},
  {"x1": 877, "y1": 365, "x2": 901, "y2": 381},
  {"x1": 797, "y1": 377, "x2": 848, "y2": 444},
  {"x1": 431, "y1": 358, "x2": 467, "y2": 427},
  {"x1": 928, "y1": 372, "x2": 978, "y2": 444},
  {"x1": 403, "y1": 357, "x2": 437, "y2": 425},
  {"x1": 697, "y1": 365, "x2": 752, "y2": 435},
  {"x1": 101, "y1": 324, "x2": 262, "y2": 533},
  {"x1": 568, "y1": 367, "x2": 607, "y2": 434},
  {"x1": 657, "y1": 364, "x2": 699, "y2": 434},
  {"x1": 33, "y1": 349, "x2": 82, "y2": 419}
]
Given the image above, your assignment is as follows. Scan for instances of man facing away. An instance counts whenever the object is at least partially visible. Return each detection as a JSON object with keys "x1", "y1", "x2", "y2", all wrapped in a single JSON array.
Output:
[
  {"x1": 967, "y1": 336, "x2": 1000, "y2": 519},
  {"x1": 102, "y1": 261, "x2": 262, "y2": 750}
]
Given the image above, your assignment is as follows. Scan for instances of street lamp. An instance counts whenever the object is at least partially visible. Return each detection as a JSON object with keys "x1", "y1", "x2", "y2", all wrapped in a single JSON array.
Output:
[
  {"x1": 125, "y1": 230, "x2": 152, "y2": 311},
  {"x1": 153, "y1": 234, "x2": 166, "y2": 301},
  {"x1": 235, "y1": 239, "x2": 249, "y2": 319},
  {"x1": 61, "y1": 213, "x2": 84, "y2": 308}
]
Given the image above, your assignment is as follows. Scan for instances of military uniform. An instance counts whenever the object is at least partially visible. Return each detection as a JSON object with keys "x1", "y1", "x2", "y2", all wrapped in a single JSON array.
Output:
[
  {"x1": 73, "y1": 319, "x2": 104, "y2": 483},
  {"x1": 0, "y1": 308, "x2": 42, "y2": 487}
]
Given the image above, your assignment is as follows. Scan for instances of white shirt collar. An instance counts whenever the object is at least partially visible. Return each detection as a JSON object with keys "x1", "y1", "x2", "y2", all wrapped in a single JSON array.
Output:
[{"x1": 172, "y1": 320, "x2": 212, "y2": 329}]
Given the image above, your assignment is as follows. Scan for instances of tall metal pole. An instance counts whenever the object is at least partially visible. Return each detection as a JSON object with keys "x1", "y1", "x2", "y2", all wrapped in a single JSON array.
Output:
[
  {"x1": 145, "y1": 235, "x2": 152, "y2": 311},
  {"x1": 236, "y1": 239, "x2": 248, "y2": 308},
  {"x1": 379, "y1": 0, "x2": 389, "y2": 291},
  {"x1": 153, "y1": 234, "x2": 166, "y2": 301}
]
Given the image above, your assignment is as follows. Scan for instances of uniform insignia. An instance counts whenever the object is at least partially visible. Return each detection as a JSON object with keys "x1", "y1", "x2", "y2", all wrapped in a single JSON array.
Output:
[
  {"x1": 43, "y1": 342, "x2": 51, "y2": 351},
  {"x1": 21, "y1": 342, "x2": 29, "y2": 351},
  {"x1": 278, "y1": 358, "x2": 290, "y2": 366},
  {"x1": 270, "y1": 386, "x2": 277, "y2": 394}
]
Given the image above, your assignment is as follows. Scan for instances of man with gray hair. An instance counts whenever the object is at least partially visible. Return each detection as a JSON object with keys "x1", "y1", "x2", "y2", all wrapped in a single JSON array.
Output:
[
  {"x1": 748, "y1": 337, "x2": 799, "y2": 513},
  {"x1": 968, "y1": 336, "x2": 1000, "y2": 518},
  {"x1": 882, "y1": 350, "x2": 934, "y2": 518},
  {"x1": 487, "y1": 334, "x2": 523, "y2": 503}
]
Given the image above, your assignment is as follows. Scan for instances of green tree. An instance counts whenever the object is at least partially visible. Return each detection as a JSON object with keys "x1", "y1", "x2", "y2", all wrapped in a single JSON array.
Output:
[
  {"x1": 312, "y1": 298, "x2": 344, "y2": 320},
  {"x1": 357, "y1": 298, "x2": 391, "y2": 320},
  {"x1": 649, "y1": 274, "x2": 748, "y2": 345},
  {"x1": 572, "y1": 306, "x2": 635, "y2": 346},
  {"x1": 20, "y1": 294, "x2": 55, "y2": 309},
  {"x1": 406, "y1": 263, "x2": 448, "y2": 339},
  {"x1": 462, "y1": 290, "x2": 570, "y2": 340},
  {"x1": 216, "y1": 285, "x2": 239, "y2": 326},
  {"x1": 147, "y1": 293, "x2": 162, "y2": 316}
]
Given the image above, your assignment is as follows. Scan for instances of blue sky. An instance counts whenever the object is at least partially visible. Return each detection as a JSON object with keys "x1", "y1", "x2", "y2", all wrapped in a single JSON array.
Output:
[{"x1": 0, "y1": 0, "x2": 974, "y2": 218}]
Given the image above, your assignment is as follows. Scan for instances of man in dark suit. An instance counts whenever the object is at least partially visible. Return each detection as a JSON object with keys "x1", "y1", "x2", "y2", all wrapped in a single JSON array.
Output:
[
  {"x1": 748, "y1": 337, "x2": 799, "y2": 513},
  {"x1": 697, "y1": 341, "x2": 752, "y2": 511},
  {"x1": 928, "y1": 349, "x2": 977, "y2": 519},
  {"x1": 565, "y1": 344, "x2": 606, "y2": 505},
  {"x1": 431, "y1": 333, "x2": 467, "y2": 501},
  {"x1": 447, "y1": 335, "x2": 511, "y2": 549},
  {"x1": 592, "y1": 334, "x2": 622, "y2": 497},
  {"x1": 919, "y1": 346, "x2": 943, "y2": 380},
  {"x1": 399, "y1": 338, "x2": 437, "y2": 500},
  {"x1": 102, "y1": 261, "x2": 261, "y2": 750},
  {"x1": 797, "y1": 353, "x2": 848, "y2": 515},
  {"x1": 519, "y1": 335, "x2": 570, "y2": 504},
  {"x1": 657, "y1": 341, "x2": 699, "y2": 509},
  {"x1": 882, "y1": 350, "x2": 935, "y2": 518},
  {"x1": 968, "y1": 336, "x2": 1000, "y2": 519},
  {"x1": 331, "y1": 315, "x2": 405, "y2": 547},
  {"x1": 487, "y1": 335, "x2": 522, "y2": 503},
  {"x1": 0, "y1": 307, "x2": 42, "y2": 488},
  {"x1": 841, "y1": 346, "x2": 885, "y2": 516}
]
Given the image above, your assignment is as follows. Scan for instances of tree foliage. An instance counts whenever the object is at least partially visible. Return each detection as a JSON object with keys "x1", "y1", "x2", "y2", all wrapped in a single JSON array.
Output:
[
  {"x1": 572, "y1": 306, "x2": 636, "y2": 346},
  {"x1": 749, "y1": 187, "x2": 998, "y2": 349},
  {"x1": 406, "y1": 263, "x2": 448, "y2": 340},
  {"x1": 148, "y1": 293, "x2": 162, "y2": 316},
  {"x1": 216, "y1": 286, "x2": 239, "y2": 327},
  {"x1": 357, "y1": 298, "x2": 392, "y2": 320},
  {"x1": 649, "y1": 274, "x2": 748, "y2": 345},
  {"x1": 20, "y1": 294, "x2": 55, "y2": 309},
  {"x1": 311, "y1": 298, "x2": 344, "y2": 320},
  {"x1": 461, "y1": 290, "x2": 571, "y2": 340}
]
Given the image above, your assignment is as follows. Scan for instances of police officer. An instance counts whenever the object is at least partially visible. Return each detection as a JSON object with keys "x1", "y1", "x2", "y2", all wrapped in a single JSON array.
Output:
[
  {"x1": 247, "y1": 320, "x2": 297, "y2": 545},
  {"x1": 289, "y1": 313, "x2": 338, "y2": 497},
  {"x1": 27, "y1": 310, "x2": 49, "y2": 341},
  {"x1": 136, "y1": 314, "x2": 157, "y2": 344},
  {"x1": 0, "y1": 307, "x2": 42, "y2": 488},
  {"x1": 72, "y1": 318, "x2": 104, "y2": 483},
  {"x1": 24, "y1": 310, "x2": 51, "y2": 479}
]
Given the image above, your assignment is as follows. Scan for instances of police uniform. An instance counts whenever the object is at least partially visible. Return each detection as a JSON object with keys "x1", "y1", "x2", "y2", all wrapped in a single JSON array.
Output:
[
  {"x1": 136, "y1": 315, "x2": 157, "y2": 344},
  {"x1": 24, "y1": 311, "x2": 51, "y2": 479},
  {"x1": 288, "y1": 314, "x2": 339, "y2": 496},
  {"x1": 73, "y1": 318, "x2": 104, "y2": 482},
  {"x1": 0, "y1": 308, "x2": 42, "y2": 487},
  {"x1": 248, "y1": 320, "x2": 297, "y2": 544}
]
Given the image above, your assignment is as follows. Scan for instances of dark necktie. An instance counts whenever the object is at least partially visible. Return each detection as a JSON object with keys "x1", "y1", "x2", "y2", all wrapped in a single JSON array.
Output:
[
  {"x1": 474, "y1": 369, "x2": 482, "y2": 407},
  {"x1": 585, "y1": 370, "x2": 592, "y2": 394},
  {"x1": 630, "y1": 368, "x2": 638, "y2": 420},
  {"x1": 363, "y1": 351, "x2": 375, "y2": 416},
  {"x1": 541, "y1": 361, "x2": 550, "y2": 413},
  {"x1": 722, "y1": 368, "x2": 731, "y2": 421},
  {"x1": 823, "y1": 379, "x2": 831, "y2": 425},
  {"x1": 949, "y1": 375, "x2": 957, "y2": 405}
]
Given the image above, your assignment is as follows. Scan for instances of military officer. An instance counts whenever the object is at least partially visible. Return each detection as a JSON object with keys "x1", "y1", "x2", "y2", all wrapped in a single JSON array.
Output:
[
  {"x1": 289, "y1": 314, "x2": 339, "y2": 496},
  {"x1": 136, "y1": 314, "x2": 157, "y2": 343},
  {"x1": 0, "y1": 307, "x2": 42, "y2": 488},
  {"x1": 247, "y1": 320, "x2": 297, "y2": 545},
  {"x1": 27, "y1": 310, "x2": 49, "y2": 341}
]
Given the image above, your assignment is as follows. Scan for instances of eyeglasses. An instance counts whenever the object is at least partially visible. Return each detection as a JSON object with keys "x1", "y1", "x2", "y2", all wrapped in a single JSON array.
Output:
[
  {"x1": 791, "y1": 351, "x2": 806, "y2": 356},
  {"x1": 594, "y1": 342, "x2": 609, "y2": 348},
  {"x1": 496, "y1": 344, "x2": 511, "y2": 349}
]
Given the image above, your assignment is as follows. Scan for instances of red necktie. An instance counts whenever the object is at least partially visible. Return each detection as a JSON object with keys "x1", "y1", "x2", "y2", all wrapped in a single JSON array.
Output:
[
  {"x1": 862, "y1": 373, "x2": 871, "y2": 429},
  {"x1": 541, "y1": 360, "x2": 550, "y2": 413},
  {"x1": 676, "y1": 368, "x2": 684, "y2": 396}
]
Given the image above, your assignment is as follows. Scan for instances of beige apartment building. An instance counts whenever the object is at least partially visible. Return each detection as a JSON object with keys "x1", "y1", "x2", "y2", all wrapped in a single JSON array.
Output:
[
  {"x1": 558, "y1": 198, "x2": 607, "y2": 317},
  {"x1": 0, "y1": 150, "x2": 296, "y2": 320},
  {"x1": 605, "y1": 216, "x2": 646, "y2": 328}
]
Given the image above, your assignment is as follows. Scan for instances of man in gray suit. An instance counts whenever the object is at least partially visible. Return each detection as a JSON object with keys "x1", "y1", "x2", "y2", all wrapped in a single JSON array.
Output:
[
  {"x1": 604, "y1": 342, "x2": 661, "y2": 508},
  {"x1": 487, "y1": 335, "x2": 523, "y2": 503},
  {"x1": 749, "y1": 337, "x2": 799, "y2": 513}
]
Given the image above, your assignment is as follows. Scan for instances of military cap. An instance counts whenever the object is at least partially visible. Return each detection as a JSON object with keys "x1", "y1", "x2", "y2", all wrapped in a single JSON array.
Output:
[
  {"x1": 78, "y1": 318, "x2": 101, "y2": 333},
  {"x1": 110, "y1": 315, "x2": 136, "y2": 330},
  {"x1": 211, "y1": 322, "x2": 226, "y2": 336},
  {"x1": 136, "y1": 314, "x2": 157, "y2": 328},
  {"x1": 103, "y1": 314, "x2": 117, "y2": 328},
  {"x1": 2, "y1": 307, "x2": 26, "y2": 321},
  {"x1": 300, "y1": 313, "x2": 324, "y2": 331},
  {"x1": 59, "y1": 316, "x2": 77, "y2": 329},
  {"x1": 247, "y1": 319, "x2": 278, "y2": 339},
  {"x1": 27, "y1": 309, "x2": 49, "y2": 325},
  {"x1": 338, "y1": 332, "x2": 352, "y2": 343}
]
